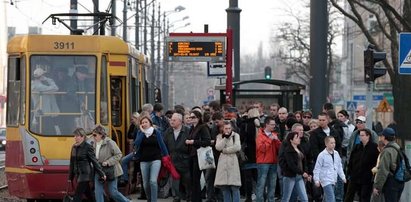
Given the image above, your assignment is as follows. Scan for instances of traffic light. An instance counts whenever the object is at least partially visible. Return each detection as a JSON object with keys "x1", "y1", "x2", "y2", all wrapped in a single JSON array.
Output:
[
  {"x1": 264, "y1": 66, "x2": 272, "y2": 79},
  {"x1": 154, "y1": 88, "x2": 162, "y2": 103},
  {"x1": 364, "y1": 44, "x2": 387, "y2": 83}
]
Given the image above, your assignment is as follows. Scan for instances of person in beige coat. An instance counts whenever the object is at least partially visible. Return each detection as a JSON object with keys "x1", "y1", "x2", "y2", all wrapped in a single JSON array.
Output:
[
  {"x1": 214, "y1": 121, "x2": 242, "y2": 202},
  {"x1": 92, "y1": 124, "x2": 130, "y2": 202}
]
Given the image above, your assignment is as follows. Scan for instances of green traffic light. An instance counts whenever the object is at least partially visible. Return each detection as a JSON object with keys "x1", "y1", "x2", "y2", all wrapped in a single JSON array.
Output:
[{"x1": 265, "y1": 75, "x2": 271, "y2": 79}]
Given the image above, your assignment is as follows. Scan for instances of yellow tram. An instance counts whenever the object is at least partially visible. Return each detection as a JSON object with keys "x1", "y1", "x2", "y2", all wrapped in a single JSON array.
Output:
[{"x1": 5, "y1": 34, "x2": 149, "y2": 200}]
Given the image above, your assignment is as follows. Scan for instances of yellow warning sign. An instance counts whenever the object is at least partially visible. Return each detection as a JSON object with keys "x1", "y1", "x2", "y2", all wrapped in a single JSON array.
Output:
[{"x1": 376, "y1": 98, "x2": 392, "y2": 112}]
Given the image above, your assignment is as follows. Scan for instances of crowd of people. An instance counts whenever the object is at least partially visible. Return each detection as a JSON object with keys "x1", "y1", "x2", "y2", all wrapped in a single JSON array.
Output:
[{"x1": 68, "y1": 101, "x2": 405, "y2": 202}]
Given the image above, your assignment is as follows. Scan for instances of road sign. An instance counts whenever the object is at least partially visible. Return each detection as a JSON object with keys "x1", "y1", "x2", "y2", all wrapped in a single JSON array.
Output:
[
  {"x1": 399, "y1": 33, "x2": 411, "y2": 74},
  {"x1": 347, "y1": 101, "x2": 357, "y2": 111},
  {"x1": 353, "y1": 95, "x2": 383, "y2": 101},
  {"x1": 207, "y1": 62, "x2": 226, "y2": 77},
  {"x1": 376, "y1": 98, "x2": 392, "y2": 112}
]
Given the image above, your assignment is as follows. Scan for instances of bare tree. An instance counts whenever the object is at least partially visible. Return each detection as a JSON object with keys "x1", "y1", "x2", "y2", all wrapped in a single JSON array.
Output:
[
  {"x1": 330, "y1": 0, "x2": 411, "y2": 141},
  {"x1": 273, "y1": 1, "x2": 342, "y2": 97}
]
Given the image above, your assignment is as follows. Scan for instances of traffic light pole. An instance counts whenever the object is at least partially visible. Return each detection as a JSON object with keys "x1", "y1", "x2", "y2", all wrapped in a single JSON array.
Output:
[{"x1": 365, "y1": 82, "x2": 373, "y2": 129}]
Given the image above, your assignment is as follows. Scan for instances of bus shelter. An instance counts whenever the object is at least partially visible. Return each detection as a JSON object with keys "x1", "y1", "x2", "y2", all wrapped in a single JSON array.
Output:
[{"x1": 217, "y1": 79, "x2": 305, "y2": 113}]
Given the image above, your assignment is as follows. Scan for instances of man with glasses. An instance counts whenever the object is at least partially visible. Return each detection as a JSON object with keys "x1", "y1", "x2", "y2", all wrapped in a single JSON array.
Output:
[
  {"x1": 256, "y1": 117, "x2": 282, "y2": 202},
  {"x1": 347, "y1": 116, "x2": 379, "y2": 161},
  {"x1": 302, "y1": 111, "x2": 313, "y2": 131}
]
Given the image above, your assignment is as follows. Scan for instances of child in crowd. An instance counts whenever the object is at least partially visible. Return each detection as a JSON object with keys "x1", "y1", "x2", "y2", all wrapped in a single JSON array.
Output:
[{"x1": 313, "y1": 136, "x2": 346, "y2": 202}]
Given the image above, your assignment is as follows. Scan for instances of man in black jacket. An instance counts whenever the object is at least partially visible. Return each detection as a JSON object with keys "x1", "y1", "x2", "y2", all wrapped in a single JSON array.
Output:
[{"x1": 163, "y1": 113, "x2": 192, "y2": 202}]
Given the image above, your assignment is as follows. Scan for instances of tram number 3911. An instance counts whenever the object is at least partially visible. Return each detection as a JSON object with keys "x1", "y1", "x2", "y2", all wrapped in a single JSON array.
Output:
[{"x1": 53, "y1": 42, "x2": 75, "y2": 50}]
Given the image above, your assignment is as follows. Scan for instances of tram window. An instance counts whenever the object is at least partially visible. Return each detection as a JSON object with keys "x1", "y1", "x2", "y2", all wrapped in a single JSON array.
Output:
[
  {"x1": 111, "y1": 78, "x2": 122, "y2": 126},
  {"x1": 6, "y1": 57, "x2": 21, "y2": 126},
  {"x1": 29, "y1": 55, "x2": 97, "y2": 135},
  {"x1": 20, "y1": 56, "x2": 26, "y2": 125},
  {"x1": 100, "y1": 56, "x2": 108, "y2": 124}
]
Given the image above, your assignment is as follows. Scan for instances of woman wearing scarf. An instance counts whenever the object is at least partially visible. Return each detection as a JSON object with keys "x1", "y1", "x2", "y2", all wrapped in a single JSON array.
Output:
[
  {"x1": 68, "y1": 128, "x2": 105, "y2": 202},
  {"x1": 134, "y1": 116, "x2": 169, "y2": 202}
]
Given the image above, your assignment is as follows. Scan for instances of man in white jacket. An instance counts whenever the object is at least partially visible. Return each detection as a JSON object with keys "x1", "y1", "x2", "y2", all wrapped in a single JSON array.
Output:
[{"x1": 313, "y1": 136, "x2": 347, "y2": 202}]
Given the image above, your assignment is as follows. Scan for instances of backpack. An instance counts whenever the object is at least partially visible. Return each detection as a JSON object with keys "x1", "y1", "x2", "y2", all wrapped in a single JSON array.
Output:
[{"x1": 385, "y1": 145, "x2": 411, "y2": 182}]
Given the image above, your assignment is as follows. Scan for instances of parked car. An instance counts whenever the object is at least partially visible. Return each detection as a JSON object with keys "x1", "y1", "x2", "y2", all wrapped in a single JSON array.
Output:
[{"x1": 0, "y1": 128, "x2": 5, "y2": 151}]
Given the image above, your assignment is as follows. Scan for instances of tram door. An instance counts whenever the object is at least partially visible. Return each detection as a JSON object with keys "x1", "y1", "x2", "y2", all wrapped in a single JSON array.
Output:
[{"x1": 110, "y1": 77, "x2": 127, "y2": 152}]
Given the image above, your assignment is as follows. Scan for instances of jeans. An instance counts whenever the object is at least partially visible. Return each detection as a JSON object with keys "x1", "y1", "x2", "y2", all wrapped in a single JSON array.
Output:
[
  {"x1": 120, "y1": 152, "x2": 134, "y2": 181},
  {"x1": 256, "y1": 164, "x2": 277, "y2": 202},
  {"x1": 281, "y1": 175, "x2": 308, "y2": 202},
  {"x1": 335, "y1": 176, "x2": 344, "y2": 202},
  {"x1": 94, "y1": 176, "x2": 130, "y2": 202},
  {"x1": 323, "y1": 184, "x2": 335, "y2": 202},
  {"x1": 140, "y1": 160, "x2": 161, "y2": 202},
  {"x1": 277, "y1": 164, "x2": 283, "y2": 197},
  {"x1": 220, "y1": 185, "x2": 240, "y2": 202}
]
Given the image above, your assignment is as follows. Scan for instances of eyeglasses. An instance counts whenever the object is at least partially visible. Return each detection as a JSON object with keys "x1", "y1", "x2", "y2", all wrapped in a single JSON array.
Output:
[
  {"x1": 303, "y1": 116, "x2": 312, "y2": 119},
  {"x1": 355, "y1": 121, "x2": 365, "y2": 124}
]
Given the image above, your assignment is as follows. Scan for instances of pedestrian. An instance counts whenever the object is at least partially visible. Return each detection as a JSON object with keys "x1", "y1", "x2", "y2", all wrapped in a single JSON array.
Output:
[
  {"x1": 373, "y1": 127, "x2": 405, "y2": 202},
  {"x1": 313, "y1": 136, "x2": 347, "y2": 202},
  {"x1": 344, "y1": 128, "x2": 379, "y2": 202},
  {"x1": 92, "y1": 124, "x2": 130, "y2": 202},
  {"x1": 280, "y1": 131, "x2": 309, "y2": 202},
  {"x1": 185, "y1": 110, "x2": 211, "y2": 202},
  {"x1": 134, "y1": 116, "x2": 169, "y2": 202},
  {"x1": 68, "y1": 128, "x2": 106, "y2": 202},
  {"x1": 163, "y1": 113, "x2": 192, "y2": 202},
  {"x1": 214, "y1": 121, "x2": 242, "y2": 202},
  {"x1": 120, "y1": 112, "x2": 140, "y2": 185},
  {"x1": 255, "y1": 117, "x2": 282, "y2": 202}
]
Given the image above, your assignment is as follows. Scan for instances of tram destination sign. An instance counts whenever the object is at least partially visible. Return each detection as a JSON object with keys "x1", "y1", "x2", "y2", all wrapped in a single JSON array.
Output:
[{"x1": 166, "y1": 36, "x2": 226, "y2": 62}]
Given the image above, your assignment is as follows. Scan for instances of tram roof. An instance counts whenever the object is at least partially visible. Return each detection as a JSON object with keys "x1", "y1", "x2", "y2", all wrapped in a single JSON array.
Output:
[{"x1": 7, "y1": 35, "x2": 142, "y2": 58}]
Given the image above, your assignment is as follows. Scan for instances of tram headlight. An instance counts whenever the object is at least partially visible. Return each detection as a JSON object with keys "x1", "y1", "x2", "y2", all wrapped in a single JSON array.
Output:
[{"x1": 1, "y1": 140, "x2": 5, "y2": 145}]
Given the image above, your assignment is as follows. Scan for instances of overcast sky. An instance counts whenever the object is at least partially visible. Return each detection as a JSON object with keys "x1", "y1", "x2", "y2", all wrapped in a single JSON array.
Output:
[{"x1": 6, "y1": 0, "x2": 305, "y2": 55}]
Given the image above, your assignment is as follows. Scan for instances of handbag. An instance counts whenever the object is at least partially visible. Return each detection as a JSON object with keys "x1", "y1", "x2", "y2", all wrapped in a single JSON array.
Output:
[
  {"x1": 101, "y1": 165, "x2": 115, "y2": 181},
  {"x1": 233, "y1": 135, "x2": 248, "y2": 165},
  {"x1": 63, "y1": 181, "x2": 74, "y2": 202},
  {"x1": 197, "y1": 146, "x2": 216, "y2": 170}
]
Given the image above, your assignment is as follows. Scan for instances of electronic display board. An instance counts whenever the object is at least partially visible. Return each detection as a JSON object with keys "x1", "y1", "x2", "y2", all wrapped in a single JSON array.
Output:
[{"x1": 166, "y1": 36, "x2": 226, "y2": 62}]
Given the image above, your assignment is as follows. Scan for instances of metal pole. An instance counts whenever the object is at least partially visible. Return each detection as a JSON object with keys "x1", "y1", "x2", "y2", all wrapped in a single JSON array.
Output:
[
  {"x1": 144, "y1": 0, "x2": 148, "y2": 54},
  {"x1": 93, "y1": 0, "x2": 99, "y2": 35},
  {"x1": 156, "y1": 3, "x2": 161, "y2": 89},
  {"x1": 135, "y1": 0, "x2": 140, "y2": 49},
  {"x1": 309, "y1": 0, "x2": 328, "y2": 116},
  {"x1": 226, "y1": 28, "x2": 233, "y2": 104},
  {"x1": 70, "y1": 0, "x2": 78, "y2": 35},
  {"x1": 162, "y1": 16, "x2": 168, "y2": 109},
  {"x1": 150, "y1": 2, "x2": 156, "y2": 103},
  {"x1": 123, "y1": 0, "x2": 127, "y2": 41},
  {"x1": 226, "y1": 0, "x2": 241, "y2": 82},
  {"x1": 365, "y1": 82, "x2": 373, "y2": 129},
  {"x1": 110, "y1": 0, "x2": 116, "y2": 36}
]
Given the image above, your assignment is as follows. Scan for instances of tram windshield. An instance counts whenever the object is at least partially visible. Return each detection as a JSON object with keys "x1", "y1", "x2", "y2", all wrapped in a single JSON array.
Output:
[{"x1": 29, "y1": 55, "x2": 96, "y2": 135}]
